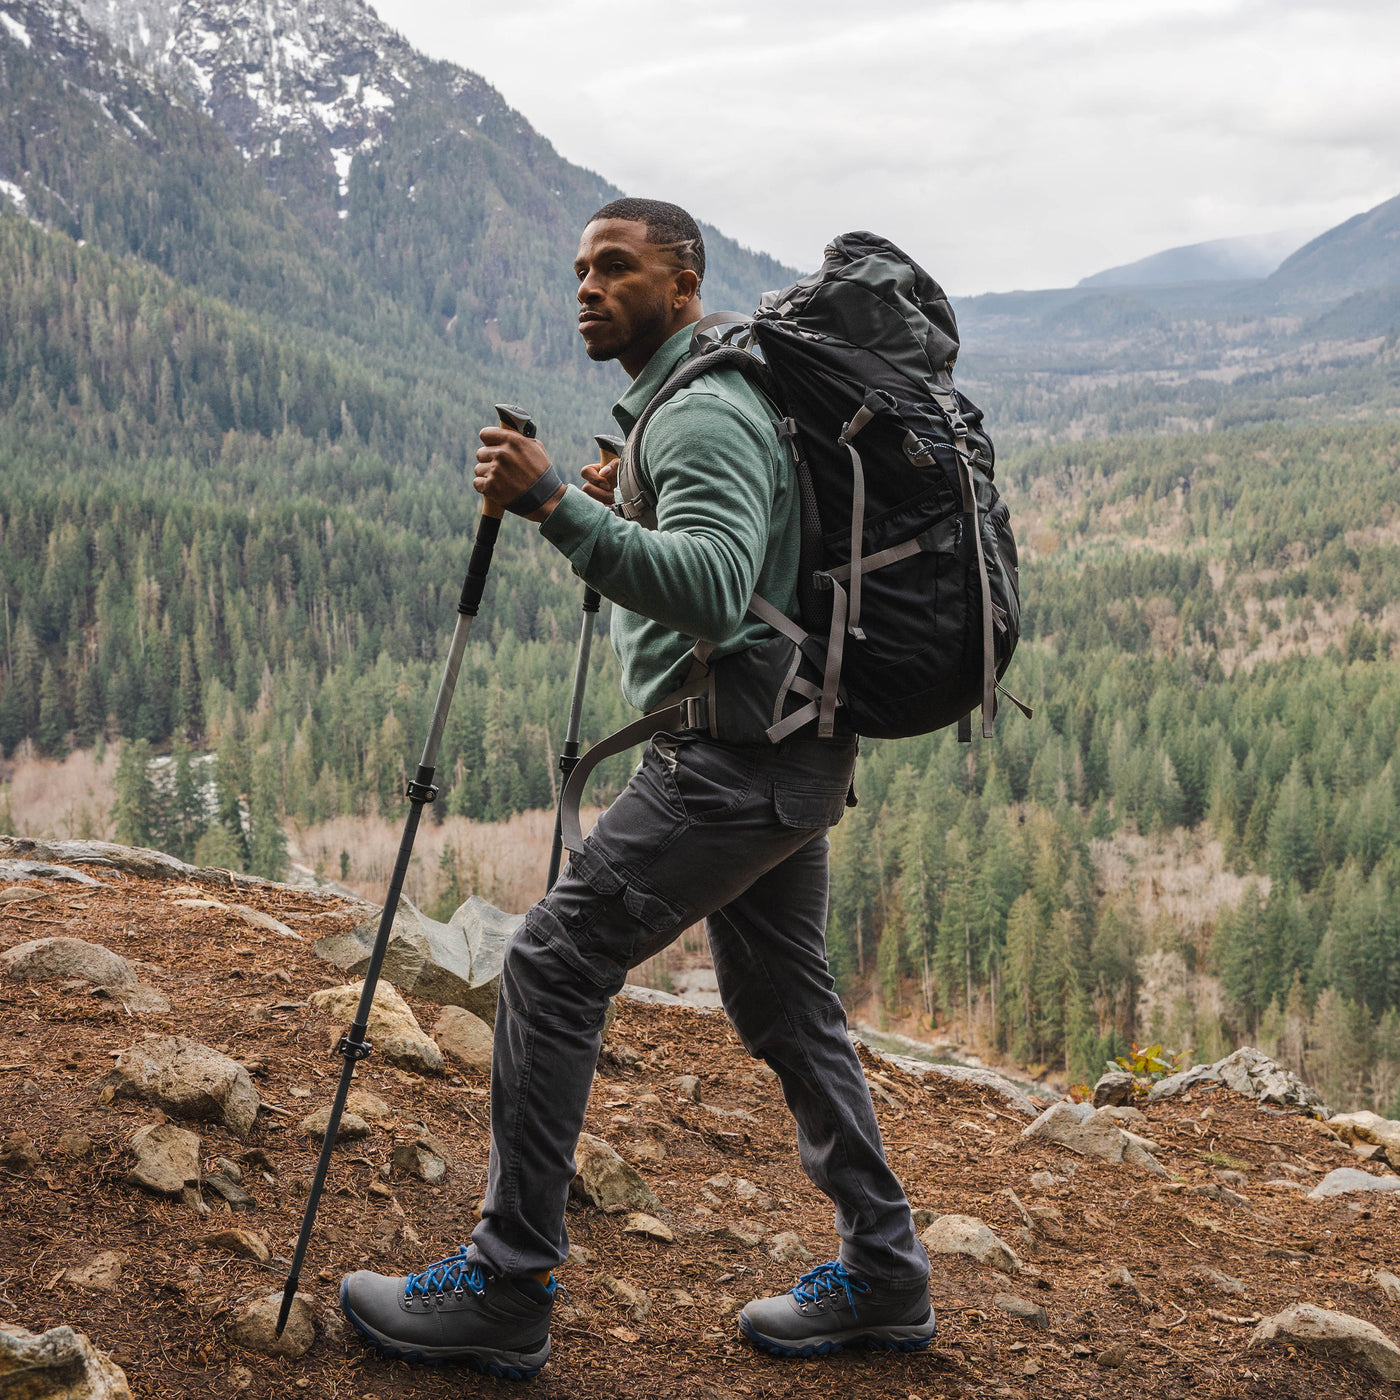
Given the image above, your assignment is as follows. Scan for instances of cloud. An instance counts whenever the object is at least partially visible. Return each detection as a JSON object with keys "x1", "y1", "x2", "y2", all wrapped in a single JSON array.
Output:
[{"x1": 376, "y1": 0, "x2": 1400, "y2": 292}]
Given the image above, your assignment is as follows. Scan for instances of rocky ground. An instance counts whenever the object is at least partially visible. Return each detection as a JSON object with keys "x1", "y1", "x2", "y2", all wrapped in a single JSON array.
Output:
[{"x1": 3, "y1": 845, "x2": 1400, "y2": 1398}]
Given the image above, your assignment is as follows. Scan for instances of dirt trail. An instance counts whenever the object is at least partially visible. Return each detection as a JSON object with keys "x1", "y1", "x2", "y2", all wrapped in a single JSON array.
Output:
[{"x1": 2, "y1": 865, "x2": 1398, "y2": 1398}]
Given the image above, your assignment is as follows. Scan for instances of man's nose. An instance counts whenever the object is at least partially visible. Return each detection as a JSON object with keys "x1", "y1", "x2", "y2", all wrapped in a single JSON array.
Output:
[{"x1": 577, "y1": 270, "x2": 603, "y2": 304}]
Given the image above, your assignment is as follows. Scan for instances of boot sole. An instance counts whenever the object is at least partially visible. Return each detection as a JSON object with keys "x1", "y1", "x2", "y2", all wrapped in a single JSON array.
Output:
[
  {"x1": 739, "y1": 1309, "x2": 937, "y2": 1359},
  {"x1": 340, "y1": 1278, "x2": 551, "y2": 1380}
]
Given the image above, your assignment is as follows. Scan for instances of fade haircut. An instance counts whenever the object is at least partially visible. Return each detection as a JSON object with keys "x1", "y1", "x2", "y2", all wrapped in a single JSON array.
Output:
[{"x1": 588, "y1": 198, "x2": 706, "y2": 286}]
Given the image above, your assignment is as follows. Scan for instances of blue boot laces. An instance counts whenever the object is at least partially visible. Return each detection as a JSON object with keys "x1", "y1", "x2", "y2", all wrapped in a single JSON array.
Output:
[
  {"x1": 791, "y1": 1261, "x2": 871, "y2": 1317},
  {"x1": 404, "y1": 1247, "x2": 486, "y2": 1300}
]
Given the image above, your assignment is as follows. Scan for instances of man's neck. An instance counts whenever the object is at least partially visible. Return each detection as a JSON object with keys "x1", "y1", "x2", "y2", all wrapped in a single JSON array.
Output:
[{"x1": 621, "y1": 305, "x2": 703, "y2": 379}]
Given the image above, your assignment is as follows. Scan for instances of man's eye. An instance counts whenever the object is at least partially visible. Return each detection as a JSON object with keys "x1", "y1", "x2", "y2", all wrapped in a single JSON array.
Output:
[{"x1": 609, "y1": 262, "x2": 628, "y2": 273}]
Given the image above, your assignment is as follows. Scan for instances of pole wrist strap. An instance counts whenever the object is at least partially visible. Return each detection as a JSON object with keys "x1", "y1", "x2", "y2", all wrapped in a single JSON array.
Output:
[{"x1": 505, "y1": 465, "x2": 564, "y2": 517}]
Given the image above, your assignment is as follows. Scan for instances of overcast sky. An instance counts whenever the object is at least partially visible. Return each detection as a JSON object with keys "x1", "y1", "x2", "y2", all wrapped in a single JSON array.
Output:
[{"x1": 376, "y1": 0, "x2": 1400, "y2": 294}]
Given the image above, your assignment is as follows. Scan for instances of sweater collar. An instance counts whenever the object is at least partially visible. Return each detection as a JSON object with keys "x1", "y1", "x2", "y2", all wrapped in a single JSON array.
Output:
[{"x1": 612, "y1": 324, "x2": 696, "y2": 436}]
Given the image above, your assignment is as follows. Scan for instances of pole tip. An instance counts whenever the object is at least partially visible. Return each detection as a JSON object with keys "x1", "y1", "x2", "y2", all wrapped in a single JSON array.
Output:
[{"x1": 274, "y1": 1277, "x2": 298, "y2": 1337}]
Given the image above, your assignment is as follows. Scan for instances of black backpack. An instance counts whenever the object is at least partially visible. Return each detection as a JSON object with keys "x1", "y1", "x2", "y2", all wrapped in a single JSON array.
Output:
[{"x1": 558, "y1": 233, "x2": 1028, "y2": 851}]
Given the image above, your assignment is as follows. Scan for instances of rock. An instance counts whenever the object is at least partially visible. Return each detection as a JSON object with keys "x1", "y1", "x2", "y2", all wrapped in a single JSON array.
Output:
[
  {"x1": 392, "y1": 1137, "x2": 449, "y2": 1183},
  {"x1": 994, "y1": 1293, "x2": 1049, "y2": 1328},
  {"x1": 89, "y1": 982, "x2": 172, "y2": 1014},
  {"x1": 0, "y1": 1323, "x2": 132, "y2": 1398},
  {"x1": 616, "y1": 983, "x2": 690, "y2": 1008},
  {"x1": 1308, "y1": 1168, "x2": 1400, "y2": 1200},
  {"x1": 182, "y1": 1185, "x2": 211, "y2": 1216},
  {"x1": 601, "y1": 1276, "x2": 651, "y2": 1320},
  {"x1": 1250, "y1": 1303, "x2": 1400, "y2": 1382},
  {"x1": 65, "y1": 1251, "x2": 126, "y2": 1293},
  {"x1": 315, "y1": 894, "x2": 520, "y2": 1025},
  {"x1": 308, "y1": 981, "x2": 444, "y2": 1075},
  {"x1": 767, "y1": 1230, "x2": 813, "y2": 1264},
  {"x1": 621, "y1": 1212, "x2": 674, "y2": 1243},
  {"x1": 874, "y1": 1053, "x2": 1038, "y2": 1117},
  {"x1": 227, "y1": 1292, "x2": 317, "y2": 1359},
  {"x1": 1098, "y1": 1105, "x2": 1147, "y2": 1127},
  {"x1": 57, "y1": 1130, "x2": 93, "y2": 1159},
  {"x1": 203, "y1": 1229, "x2": 270, "y2": 1263},
  {"x1": 0, "y1": 859, "x2": 104, "y2": 885},
  {"x1": 126, "y1": 1123, "x2": 201, "y2": 1197},
  {"x1": 1092, "y1": 1071, "x2": 1136, "y2": 1107},
  {"x1": 919, "y1": 1215, "x2": 1022, "y2": 1273},
  {"x1": 103, "y1": 1036, "x2": 260, "y2": 1137},
  {"x1": 671, "y1": 1074, "x2": 702, "y2": 1102},
  {"x1": 1375, "y1": 1271, "x2": 1400, "y2": 1303},
  {"x1": 0, "y1": 1130, "x2": 40, "y2": 1171},
  {"x1": 1, "y1": 936, "x2": 136, "y2": 987},
  {"x1": 227, "y1": 903, "x2": 301, "y2": 940},
  {"x1": 204, "y1": 1172, "x2": 256, "y2": 1210},
  {"x1": 214, "y1": 1156, "x2": 243, "y2": 1182},
  {"x1": 1151, "y1": 1046, "x2": 1328, "y2": 1115},
  {"x1": 346, "y1": 1090, "x2": 392, "y2": 1119},
  {"x1": 1028, "y1": 1170, "x2": 1062, "y2": 1191},
  {"x1": 572, "y1": 1132, "x2": 661, "y2": 1213},
  {"x1": 1330, "y1": 1111, "x2": 1400, "y2": 1161},
  {"x1": 1191, "y1": 1266, "x2": 1247, "y2": 1296},
  {"x1": 432, "y1": 1004, "x2": 494, "y2": 1071},
  {"x1": 300, "y1": 1106, "x2": 373, "y2": 1142},
  {"x1": 1020, "y1": 1101, "x2": 1168, "y2": 1175}
]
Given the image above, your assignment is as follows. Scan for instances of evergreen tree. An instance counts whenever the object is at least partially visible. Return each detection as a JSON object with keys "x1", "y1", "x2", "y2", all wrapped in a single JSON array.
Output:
[
  {"x1": 247, "y1": 746, "x2": 288, "y2": 881},
  {"x1": 37, "y1": 659, "x2": 69, "y2": 757},
  {"x1": 112, "y1": 739, "x2": 160, "y2": 847}
]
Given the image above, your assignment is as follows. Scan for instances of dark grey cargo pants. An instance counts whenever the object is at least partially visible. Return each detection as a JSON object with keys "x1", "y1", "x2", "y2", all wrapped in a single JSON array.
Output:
[{"x1": 470, "y1": 731, "x2": 929, "y2": 1289}]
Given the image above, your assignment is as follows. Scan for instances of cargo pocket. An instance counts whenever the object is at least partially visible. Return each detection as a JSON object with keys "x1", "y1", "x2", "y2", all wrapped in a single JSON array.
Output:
[
  {"x1": 551, "y1": 839, "x2": 686, "y2": 987},
  {"x1": 772, "y1": 782, "x2": 851, "y2": 831}
]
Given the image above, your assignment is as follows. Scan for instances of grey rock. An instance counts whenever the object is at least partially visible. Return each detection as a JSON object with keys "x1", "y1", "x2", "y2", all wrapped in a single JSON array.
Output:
[
  {"x1": 1, "y1": 936, "x2": 136, "y2": 987},
  {"x1": 203, "y1": 1172, "x2": 256, "y2": 1211},
  {"x1": 392, "y1": 1137, "x2": 449, "y2": 1183},
  {"x1": 1021, "y1": 1101, "x2": 1168, "y2": 1175},
  {"x1": 1092, "y1": 1071, "x2": 1136, "y2": 1107},
  {"x1": 1329, "y1": 1111, "x2": 1400, "y2": 1160},
  {"x1": 919, "y1": 1215, "x2": 1022, "y2": 1273},
  {"x1": 1146, "y1": 1063, "x2": 1217, "y2": 1101},
  {"x1": 1191, "y1": 1266, "x2": 1247, "y2": 1296},
  {"x1": 571, "y1": 1132, "x2": 661, "y2": 1213},
  {"x1": 1028, "y1": 1170, "x2": 1063, "y2": 1191},
  {"x1": 214, "y1": 1156, "x2": 243, "y2": 1182},
  {"x1": 228, "y1": 1291, "x2": 317, "y2": 1359},
  {"x1": 767, "y1": 1230, "x2": 812, "y2": 1263},
  {"x1": 1250, "y1": 1303, "x2": 1400, "y2": 1382},
  {"x1": 315, "y1": 894, "x2": 520, "y2": 1025},
  {"x1": 299, "y1": 1106, "x2": 373, "y2": 1141},
  {"x1": 1151, "y1": 1047, "x2": 1329, "y2": 1115},
  {"x1": 874, "y1": 1053, "x2": 1038, "y2": 1117},
  {"x1": 1307, "y1": 1168, "x2": 1400, "y2": 1200},
  {"x1": 308, "y1": 981, "x2": 444, "y2": 1075},
  {"x1": 994, "y1": 1293, "x2": 1049, "y2": 1328},
  {"x1": 103, "y1": 1035, "x2": 260, "y2": 1137},
  {"x1": 1375, "y1": 1271, "x2": 1400, "y2": 1304},
  {"x1": 432, "y1": 1004, "x2": 494, "y2": 1071},
  {"x1": 0, "y1": 1322, "x2": 132, "y2": 1398},
  {"x1": 127, "y1": 1122, "x2": 201, "y2": 1197},
  {"x1": 0, "y1": 859, "x2": 103, "y2": 885},
  {"x1": 617, "y1": 983, "x2": 690, "y2": 1007},
  {"x1": 671, "y1": 1074, "x2": 702, "y2": 1102}
]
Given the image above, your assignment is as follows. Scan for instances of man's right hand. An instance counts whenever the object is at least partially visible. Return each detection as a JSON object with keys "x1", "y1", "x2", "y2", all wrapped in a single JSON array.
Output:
[{"x1": 580, "y1": 459, "x2": 617, "y2": 508}]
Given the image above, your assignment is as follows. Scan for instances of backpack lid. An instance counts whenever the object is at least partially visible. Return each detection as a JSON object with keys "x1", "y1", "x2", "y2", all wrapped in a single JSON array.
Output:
[{"x1": 758, "y1": 232, "x2": 961, "y2": 395}]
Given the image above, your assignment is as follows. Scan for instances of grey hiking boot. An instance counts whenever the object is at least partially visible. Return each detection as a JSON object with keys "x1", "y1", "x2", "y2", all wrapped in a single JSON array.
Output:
[
  {"x1": 340, "y1": 1246, "x2": 553, "y2": 1379},
  {"x1": 739, "y1": 1260, "x2": 935, "y2": 1358}
]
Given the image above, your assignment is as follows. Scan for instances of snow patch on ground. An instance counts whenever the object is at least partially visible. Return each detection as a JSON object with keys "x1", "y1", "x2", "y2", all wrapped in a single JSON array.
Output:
[
  {"x1": 1, "y1": 11, "x2": 32, "y2": 47},
  {"x1": 0, "y1": 178, "x2": 28, "y2": 207},
  {"x1": 360, "y1": 84, "x2": 392, "y2": 112},
  {"x1": 331, "y1": 147, "x2": 352, "y2": 197}
]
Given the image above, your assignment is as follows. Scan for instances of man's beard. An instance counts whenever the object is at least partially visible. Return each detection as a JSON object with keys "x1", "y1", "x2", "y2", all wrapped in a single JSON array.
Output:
[{"x1": 580, "y1": 291, "x2": 672, "y2": 362}]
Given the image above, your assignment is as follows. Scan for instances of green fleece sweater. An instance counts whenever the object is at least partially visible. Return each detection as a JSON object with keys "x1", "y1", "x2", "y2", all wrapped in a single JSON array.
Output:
[{"x1": 539, "y1": 325, "x2": 800, "y2": 713}]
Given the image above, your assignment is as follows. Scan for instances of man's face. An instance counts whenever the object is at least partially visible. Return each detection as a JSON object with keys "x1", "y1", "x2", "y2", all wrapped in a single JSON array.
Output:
[{"x1": 574, "y1": 219, "x2": 696, "y2": 366}]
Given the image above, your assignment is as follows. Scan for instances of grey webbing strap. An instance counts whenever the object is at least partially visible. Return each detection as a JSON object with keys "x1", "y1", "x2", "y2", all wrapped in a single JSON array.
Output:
[
  {"x1": 825, "y1": 535, "x2": 918, "y2": 584},
  {"x1": 772, "y1": 646, "x2": 804, "y2": 730},
  {"x1": 558, "y1": 701, "x2": 699, "y2": 854},
  {"x1": 692, "y1": 311, "x2": 752, "y2": 340},
  {"x1": 505, "y1": 464, "x2": 565, "y2": 517},
  {"x1": 817, "y1": 580, "x2": 848, "y2": 738},
  {"x1": 746, "y1": 593, "x2": 809, "y2": 648},
  {"x1": 766, "y1": 698, "x2": 820, "y2": 744},
  {"x1": 997, "y1": 683, "x2": 1034, "y2": 720}
]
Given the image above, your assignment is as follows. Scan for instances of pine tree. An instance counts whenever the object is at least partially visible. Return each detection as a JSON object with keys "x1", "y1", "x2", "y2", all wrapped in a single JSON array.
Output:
[
  {"x1": 112, "y1": 739, "x2": 161, "y2": 847},
  {"x1": 247, "y1": 746, "x2": 288, "y2": 881},
  {"x1": 37, "y1": 659, "x2": 69, "y2": 757},
  {"x1": 431, "y1": 843, "x2": 464, "y2": 922}
]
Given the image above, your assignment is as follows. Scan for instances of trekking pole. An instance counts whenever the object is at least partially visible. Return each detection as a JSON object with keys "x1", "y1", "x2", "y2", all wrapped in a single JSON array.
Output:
[
  {"x1": 545, "y1": 433, "x2": 622, "y2": 890},
  {"x1": 275, "y1": 404, "x2": 536, "y2": 1336}
]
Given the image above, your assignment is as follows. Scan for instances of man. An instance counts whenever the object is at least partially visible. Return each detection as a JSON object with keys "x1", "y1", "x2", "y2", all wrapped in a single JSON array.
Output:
[{"x1": 340, "y1": 198, "x2": 933, "y2": 1377}]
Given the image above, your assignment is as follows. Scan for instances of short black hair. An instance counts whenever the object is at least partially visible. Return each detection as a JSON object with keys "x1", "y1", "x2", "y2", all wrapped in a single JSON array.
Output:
[{"x1": 588, "y1": 197, "x2": 705, "y2": 286}]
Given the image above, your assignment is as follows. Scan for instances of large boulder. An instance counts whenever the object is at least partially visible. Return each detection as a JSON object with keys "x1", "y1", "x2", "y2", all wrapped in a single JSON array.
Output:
[
  {"x1": 1250, "y1": 1303, "x2": 1400, "y2": 1382},
  {"x1": 308, "y1": 981, "x2": 444, "y2": 1075},
  {"x1": 1, "y1": 936, "x2": 136, "y2": 987},
  {"x1": 0, "y1": 860, "x2": 103, "y2": 885},
  {"x1": 1149, "y1": 1046, "x2": 1328, "y2": 1115},
  {"x1": 315, "y1": 894, "x2": 520, "y2": 1025},
  {"x1": 1021, "y1": 1101, "x2": 1168, "y2": 1175},
  {"x1": 103, "y1": 1036, "x2": 260, "y2": 1136},
  {"x1": 1329, "y1": 1110, "x2": 1400, "y2": 1161},
  {"x1": 0, "y1": 1323, "x2": 132, "y2": 1398}
]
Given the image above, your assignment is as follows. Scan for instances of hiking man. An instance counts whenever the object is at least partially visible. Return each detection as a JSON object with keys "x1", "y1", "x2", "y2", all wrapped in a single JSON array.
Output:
[{"x1": 340, "y1": 198, "x2": 934, "y2": 1377}]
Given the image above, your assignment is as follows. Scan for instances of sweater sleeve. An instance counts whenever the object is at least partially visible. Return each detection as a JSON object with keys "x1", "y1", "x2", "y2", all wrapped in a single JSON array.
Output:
[{"x1": 538, "y1": 390, "x2": 773, "y2": 643}]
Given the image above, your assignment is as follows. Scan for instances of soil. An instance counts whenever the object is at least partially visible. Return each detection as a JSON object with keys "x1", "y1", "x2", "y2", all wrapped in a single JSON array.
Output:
[{"x1": 2, "y1": 864, "x2": 1399, "y2": 1399}]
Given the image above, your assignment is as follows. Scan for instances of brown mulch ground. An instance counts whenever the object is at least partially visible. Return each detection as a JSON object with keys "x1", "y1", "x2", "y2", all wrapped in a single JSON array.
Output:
[{"x1": 2, "y1": 865, "x2": 1399, "y2": 1399}]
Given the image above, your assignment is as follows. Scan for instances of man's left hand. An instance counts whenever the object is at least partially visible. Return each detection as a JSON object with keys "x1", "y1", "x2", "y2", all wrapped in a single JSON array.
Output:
[{"x1": 476, "y1": 426, "x2": 567, "y2": 522}]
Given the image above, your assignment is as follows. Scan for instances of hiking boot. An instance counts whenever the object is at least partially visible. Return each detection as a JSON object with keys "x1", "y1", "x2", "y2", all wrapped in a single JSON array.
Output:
[
  {"x1": 739, "y1": 1260, "x2": 935, "y2": 1358},
  {"x1": 340, "y1": 1247, "x2": 553, "y2": 1379}
]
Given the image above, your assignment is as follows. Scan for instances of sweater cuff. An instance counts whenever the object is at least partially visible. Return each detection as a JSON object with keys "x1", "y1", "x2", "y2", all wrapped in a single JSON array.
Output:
[{"x1": 538, "y1": 484, "x2": 608, "y2": 573}]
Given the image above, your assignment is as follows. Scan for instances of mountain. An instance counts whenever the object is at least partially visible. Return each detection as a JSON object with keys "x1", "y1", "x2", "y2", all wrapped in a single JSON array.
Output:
[
  {"x1": 1265, "y1": 190, "x2": 1400, "y2": 304},
  {"x1": 1078, "y1": 228, "x2": 1315, "y2": 288}
]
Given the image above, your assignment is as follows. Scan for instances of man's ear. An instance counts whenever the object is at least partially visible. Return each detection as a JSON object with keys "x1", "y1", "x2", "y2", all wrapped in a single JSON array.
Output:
[{"x1": 672, "y1": 268, "x2": 700, "y2": 310}]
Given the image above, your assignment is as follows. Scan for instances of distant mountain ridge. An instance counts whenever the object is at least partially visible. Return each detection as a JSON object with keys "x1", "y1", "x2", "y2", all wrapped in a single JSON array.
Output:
[{"x1": 1078, "y1": 228, "x2": 1317, "y2": 289}]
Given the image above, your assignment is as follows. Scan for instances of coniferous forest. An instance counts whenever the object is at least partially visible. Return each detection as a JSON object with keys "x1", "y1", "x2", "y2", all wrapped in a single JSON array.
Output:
[{"x1": 4, "y1": 0, "x2": 1400, "y2": 1112}]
